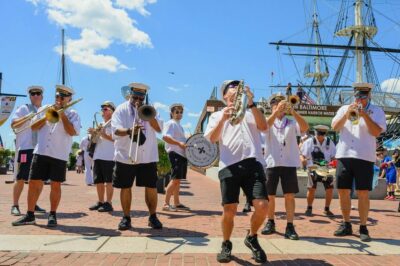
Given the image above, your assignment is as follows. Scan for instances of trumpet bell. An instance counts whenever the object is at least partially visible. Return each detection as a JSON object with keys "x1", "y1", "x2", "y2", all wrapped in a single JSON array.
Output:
[
  {"x1": 138, "y1": 105, "x2": 156, "y2": 121},
  {"x1": 45, "y1": 108, "x2": 60, "y2": 123},
  {"x1": 289, "y1": 95, "x2": 300, "y2": 105}
]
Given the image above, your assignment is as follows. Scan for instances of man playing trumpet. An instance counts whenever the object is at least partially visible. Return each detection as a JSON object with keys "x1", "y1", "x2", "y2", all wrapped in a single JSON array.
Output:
[
  {"x1": 10, "y1": 86, "x2": 46, "y2": 216},
  {"x1": 205, "y1": 80, "x2": 268, "y2": 263},
  {"x1": 332, "y1": 83, "x2": 386, "y2": 242},
  {"x1": 12, "y1": 85, "x2": 81, "y2": 227},
  {"x1": 111, "y1": 83, "x2": 163, "y2": 230},
  {"x1": 88, "y1": 101, "x2": 116, "y2": 212}
]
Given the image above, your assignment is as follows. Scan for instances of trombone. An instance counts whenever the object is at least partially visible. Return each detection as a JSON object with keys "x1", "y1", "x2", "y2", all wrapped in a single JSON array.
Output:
[
  {"x1": 128, "y1": 104, "x2": 157, "y2": 163},
  {"x1": 13, "y1": 98, "x2": 83, "y2": 134}
]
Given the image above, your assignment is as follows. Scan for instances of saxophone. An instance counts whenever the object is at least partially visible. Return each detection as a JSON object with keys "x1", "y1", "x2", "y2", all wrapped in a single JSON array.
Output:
[{"x1": 229, "y1": 80, "x2": 248, "y2": 125}]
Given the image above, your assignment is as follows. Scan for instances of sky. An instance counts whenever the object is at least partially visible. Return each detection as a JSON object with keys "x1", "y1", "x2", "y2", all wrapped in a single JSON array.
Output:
[{"x1": 1, "y1": 0, "x2": 400, "y2": 150}]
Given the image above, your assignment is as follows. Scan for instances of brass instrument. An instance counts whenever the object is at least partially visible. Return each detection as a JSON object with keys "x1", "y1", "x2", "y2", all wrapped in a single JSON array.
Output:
[
  {"x1": 15, "y1": 98, "x2": 83, "y2": 133},
  {"x1": 12, "y1": 104, "x2": 56, "y2": 134},
  {"x1": 348, "y1": 103, "x2": 362, "y2": 125},
  {"x1": 87, "y1": 113, "x2": 112, "y2": 158},
  {"x1": 128, "y1": 104, "x2": 157, "y2": 163},
  {"x1": 229, "y1": 80, "x2": 248, "y2": 126},
  {"x1": 285, "y1": 95, "x2": 300, "y2": 113}
]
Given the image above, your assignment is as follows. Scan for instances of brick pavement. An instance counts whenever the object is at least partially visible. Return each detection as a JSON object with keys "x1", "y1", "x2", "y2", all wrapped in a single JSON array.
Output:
[{"x1": 1, "y1": 170, "x2": 400, "y2": 265}]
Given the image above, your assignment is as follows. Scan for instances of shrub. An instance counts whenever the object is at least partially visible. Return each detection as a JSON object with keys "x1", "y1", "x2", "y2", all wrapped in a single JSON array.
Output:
[{"x1": 157, "y1": 141, "x2": 171, "y2": 176}]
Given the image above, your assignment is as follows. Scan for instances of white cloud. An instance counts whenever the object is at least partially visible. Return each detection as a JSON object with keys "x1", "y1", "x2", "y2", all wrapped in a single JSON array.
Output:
[
  {"x1": 381, "y1": 78, "x2": 400, "y2": 94},
  {"x1": 188, "y1": 111, "x2": 201, "y2": 118},
  {"x1": 27, "y1": 0, "x2": 154, "y2": 72},
  {"x1": 115, "y1": 0, "x2": 157, "y2": 16},
  {"x1": 153, "y1": 102, "x2": 169, "y2": 112},
  {"x1": 167, "y1": 86, "x2": 180, "y2": 92}
]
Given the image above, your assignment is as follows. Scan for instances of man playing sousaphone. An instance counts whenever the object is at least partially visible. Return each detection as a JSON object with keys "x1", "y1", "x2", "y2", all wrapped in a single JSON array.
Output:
[
  {"x1": 88, "y1": 101, "x2": 115, "y2": 213},
  {"x1": 162, "y1": 103, "x2": 189, "y2": 212},
  {"x1": 332, "y1": 82, "x2": 386, "y2": 242},
  {"x1": 12, "y1": 85, "x2": 81, "y2": 227},
  {"x1": 261, "y1": 94, "x2": 309, "y2": 240},
  {"x1": 205, "y1": 80, "x2": 268, "y2": 263},
  {"x1": 111, "y1": 83, "x2": 163, "y2": 230},
  {"x1": 300, "y1": 125, "x2": 336, "y2": 217}
]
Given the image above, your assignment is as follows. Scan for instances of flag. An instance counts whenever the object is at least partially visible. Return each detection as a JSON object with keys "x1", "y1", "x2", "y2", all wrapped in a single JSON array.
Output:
[{"x1": 302, "y1": 93, "x2": 316, "y2": 105}]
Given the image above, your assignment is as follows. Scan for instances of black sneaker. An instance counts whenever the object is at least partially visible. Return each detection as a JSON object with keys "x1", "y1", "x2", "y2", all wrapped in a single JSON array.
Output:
[
  {"x1": 98, "y1": 202, "x2": 113, "y2": 212},
  {"x1": 243, "y1": 202, "x2": 252, "y2": 213},
  {"x1": 244, "y1": 234, "x2": 267, "y2": 263},
  {"x1": 12, "y1": 214, "x2": 35, "y2": 226},
  {"x1": 47, "y1": 214, "x2": 57, "y2": 227},
  {"x1": 334, "y1": 222, "x2": 353, "y2": 236},
  {"x1": 175, "y1": 204, "x2": 190, "y2": 210},
  {"x1": 285, "y1": 224, "x2": 299, "y2": 240},
  {"x1": 261, "y1": 220, "x2": 276, "y2": 235},
  {"x1": 89, "y1": 202, "x2": 103, "y2": 211},
  {"x1": 216, "y1": 240, "x2": 232, "y2": 263},
  {"x1": 323, "y1": 209, "x2": 335, "y2": 217},
  {"x1": 118, "y1": 216, "x2": 132, "y2": 231},
  {"x1": 398, "y1": 202, "x2": 400, "y2": 212},
  {"x1": 360, "y1": 227, "x2": 371, "y2": 242},
  {"x1": 34, "y1": 205, "x2": 46, "y2": 214},
  {"x1": 148, "y1": 215, "x2": 163, "y2": 229},
  {"x1": 11, "y1": 205, "x2": 21, "y2": 216},
  {"x1": 305, "y1": 208, "x2": 312, "y2": 216}
]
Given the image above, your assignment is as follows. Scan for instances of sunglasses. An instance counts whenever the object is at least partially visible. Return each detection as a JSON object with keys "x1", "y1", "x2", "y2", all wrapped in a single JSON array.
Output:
[
  {"x1": 355, "y1": 95, "x2": 368, "y2": 100},
  {"x1": 132, "y1": 95, "x2": 145, "y2": 101},
  {"x1": 316, "y1": 131, "x2": 326, "y2": 136},
  {"x1": 174, "y1": 111, "x2": 183, "y2": 114},
  {"x1": 30, "y1": 91, "x2": 42, "y2": 96},
  {"x1": 102, "y1": 108, "x2": 112, "y2": 112}
]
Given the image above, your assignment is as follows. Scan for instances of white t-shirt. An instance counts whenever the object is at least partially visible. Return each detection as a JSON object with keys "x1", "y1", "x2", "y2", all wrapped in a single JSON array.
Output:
[
  {"x1": 33, "y1": 105, "x2": 81, "y2": 161},
  {"x1": 111, "y1": 101, "x2": 163, "y2": 164},
  {"x1": 163, "y1": 119, "x2": 186, "y2": 157},
  {"x1": 300, "y1": 137, "x2": 336, "y2": 167},
  {"x1": 204, "y1": 110, "x2": 264, "y2": 169},
  {"x1": 12, "y1": 104, "x2": 38, "y2": 151},
  {"x1": 332, "y1": 104, "x2": 386, "y2": 162},
  {"x1": 93, "y1": 122, "x2": 115, "y2": 161},
  {"x1": 264, "y1": 117, "x2": 301, "y2": 168}
]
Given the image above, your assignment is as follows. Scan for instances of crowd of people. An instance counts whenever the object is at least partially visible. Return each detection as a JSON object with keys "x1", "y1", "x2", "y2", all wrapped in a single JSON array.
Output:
[{"x1": 8, "y1": 80, "x2": 399, "y2": 264}]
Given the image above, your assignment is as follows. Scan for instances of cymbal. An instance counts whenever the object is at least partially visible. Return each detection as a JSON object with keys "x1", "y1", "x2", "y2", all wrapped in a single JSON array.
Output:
[{"x1": 315, "y1": 168, "x2": 336, "y2": 177}]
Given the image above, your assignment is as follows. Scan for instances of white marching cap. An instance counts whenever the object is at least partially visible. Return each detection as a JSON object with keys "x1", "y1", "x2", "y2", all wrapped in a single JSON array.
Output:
[
  {"x1": 314, "y1": 125, "x2": 330, "y2": 132},
  {"x1": 56, "y1": 84, "x2": 75, "y2": 95},
  {"x1": 170, "y1": 103, "x2": 184, "y2": 111},
  {"x1": 128, "y1": 82, "x2": 150, "y2": 93},
  {"x1": 27, "y1": 86, "x2": 44, "y2": 94}
]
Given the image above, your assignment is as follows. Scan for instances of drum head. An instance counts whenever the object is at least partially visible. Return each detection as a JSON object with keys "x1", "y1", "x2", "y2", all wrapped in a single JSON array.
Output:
[{"x1": 185, "y1": 133, "x2": 218, "y2": 168}]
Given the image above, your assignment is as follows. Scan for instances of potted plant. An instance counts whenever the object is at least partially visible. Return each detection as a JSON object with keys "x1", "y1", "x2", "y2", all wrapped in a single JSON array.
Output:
[
  {"x1": 156, "y1": 141, "x2": 171, "y2": 194},
  {"x1": 0, "y1": 149, "x2": 12, "y2": 174}
]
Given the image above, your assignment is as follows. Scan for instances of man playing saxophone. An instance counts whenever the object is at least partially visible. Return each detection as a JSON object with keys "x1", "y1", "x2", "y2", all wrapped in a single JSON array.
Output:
[
  {"x1": 12, "y1": 85, "x2": 81, "y2": 227},
  {"x1": 88, "y1": 101, "x2": 115, "y2": 213},
  {"x1": 111, "y1": 83, "x2": 163, "y2": 231},
  {"x1": 332, "y1": 83, "x2": 386, "y2": 242},
  {"x1": 204, "y1": 80, "x2": 268, "y2": 263},
  {"x1": 10, "y1": 86, "x2": 46, "y2": 216}
]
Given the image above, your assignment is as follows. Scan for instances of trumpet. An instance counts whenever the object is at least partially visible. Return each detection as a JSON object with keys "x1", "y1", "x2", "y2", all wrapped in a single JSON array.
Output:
[
  {"x1": 230, "y1": 80, "x2": 248, "y2": 126},
  {"x1": 87, "y1": 113, "x2": 111, "y2": 158},
  {"x1": 14, "y1": 98, "x2": 83, "y2": 134},
  {"x1": 285, "y1": 95, "x2": 300, "y2": 113},
  {"x1": 348, "y1": 103, "x2": 362, "y2": 125},
  {"x1": 128, "y1": 104, "x2": 157, "y2": 163}
]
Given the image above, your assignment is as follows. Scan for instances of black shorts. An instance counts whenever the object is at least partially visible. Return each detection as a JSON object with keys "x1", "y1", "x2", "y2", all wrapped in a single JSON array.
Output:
[
  {"x1": 113, "y1": 161, "x2": 158, "y2": 189},
  {"x1": 168, "y1": 152, "x2": 188, "y2": 180},
  {"x1": 16, "y1": 149, "x2": 34, "y2": 181},
  {"x1": 218, "y1": 158, "x2": 267, "y2": 205},
  {"x1": 308, "y1": 171, "x2": 334, "y2": 190},
  {"x1": 29, "y1": 154, "x2": 67, "y2": 182},
  {"x1": 336, "y1": 158, "x2": 374, "y2": 191},
  {"x1": 93, "y1": 159, "x2": 114, "y2": 184},
  {"x1": 266, "y1": 167, "x2": 299, "y2": 195}
]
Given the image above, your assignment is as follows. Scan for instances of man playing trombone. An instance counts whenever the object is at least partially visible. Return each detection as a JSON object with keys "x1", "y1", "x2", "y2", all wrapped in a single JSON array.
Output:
[
  {"x1": 111, "y1": 83, "x2": 163, "y2": 230},
  {"x1": 331, "y1": 83, "x2": 386, "y2": 242},
  {"x1": 12, "y1": 85, "x2": 81, "y2": 227},
  {"x1": 10, "y1": 86, "x2": 46, "y2": 216},
  {"x1": 88, "y1": 101, "x2": 116, "y2": 212}
]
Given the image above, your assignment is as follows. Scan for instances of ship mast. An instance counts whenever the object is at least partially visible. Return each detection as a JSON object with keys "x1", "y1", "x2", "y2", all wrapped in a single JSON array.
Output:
[{"x1": 61, "y1": 28, "x2": 66, "y2": 85}]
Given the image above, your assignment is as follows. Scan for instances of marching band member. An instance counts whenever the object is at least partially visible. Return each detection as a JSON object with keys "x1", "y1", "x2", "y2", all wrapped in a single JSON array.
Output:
[
  {"x1": 261, "y1": 94, "x2": 309, "y2": 240},
  {"x1": 111, "y1": 83, "x2": 163, "y2": 230},
  {"x1": 331, "y1": 83, "x2": 386, "y2": 242},
  {"x1": 300, "y1": 125, "x2": 336, "y2": 216},
  {"x1": 162, "y1": 103, "x2": 189, "y2": 211},
  {"x1": 204, "y1": 80, "x2": 268, "y2": 263},
  {"x1": 88, "y1": 101, "x2": 116, "y2": 212},
  {"x1": 12, "y1": 85, "x2": 81, "y2": 227},
  {"x1": 10, "y1": 86, "x2": 46, "y2": 216},
  {"x1": 79, "y1": 134, "x2": 93, "y2": 185}
]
